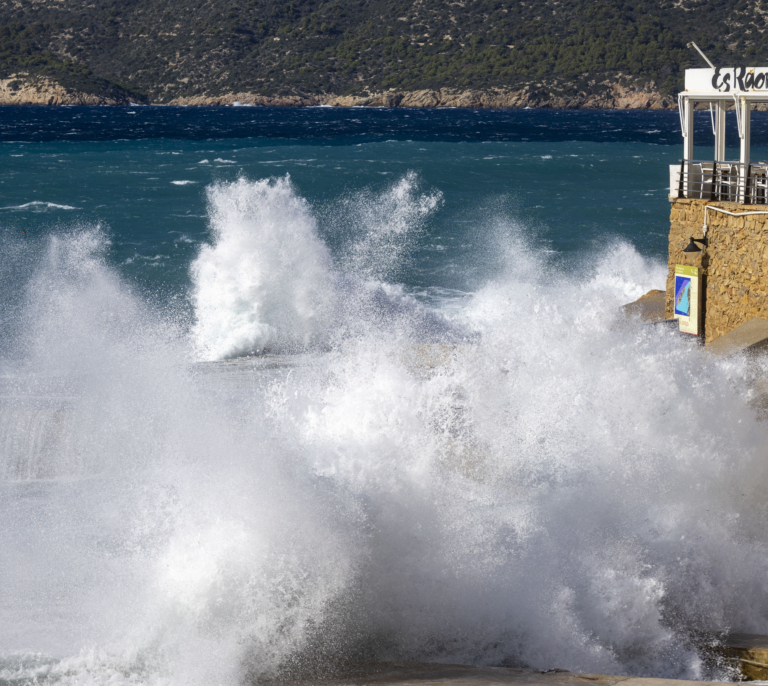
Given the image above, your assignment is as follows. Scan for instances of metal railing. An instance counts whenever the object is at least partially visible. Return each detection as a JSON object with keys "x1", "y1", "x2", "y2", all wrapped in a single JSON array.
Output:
[{"x1": 675, "y1": 159, "x2": 768, "y2": 204}]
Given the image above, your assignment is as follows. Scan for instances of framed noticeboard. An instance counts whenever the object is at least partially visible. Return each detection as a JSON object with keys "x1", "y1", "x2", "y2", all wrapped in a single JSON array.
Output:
[{"x1": 674, "y1": 264, "x2": 701, "y2": 335}]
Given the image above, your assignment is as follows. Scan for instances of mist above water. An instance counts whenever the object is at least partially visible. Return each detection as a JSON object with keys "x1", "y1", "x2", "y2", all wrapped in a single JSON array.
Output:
[{"x1": 2, "y1": 176, "x2": 768, "y2": 686}]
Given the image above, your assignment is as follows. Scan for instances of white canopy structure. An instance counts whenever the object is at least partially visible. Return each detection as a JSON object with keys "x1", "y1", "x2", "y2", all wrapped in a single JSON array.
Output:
[{"x1": 674, "y1": 67, "x2": 768, "y2": 204}]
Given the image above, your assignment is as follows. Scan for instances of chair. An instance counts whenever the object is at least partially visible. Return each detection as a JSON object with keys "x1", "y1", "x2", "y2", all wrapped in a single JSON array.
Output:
[
  {"x1": 687, "y1": 162, "x2": 704, "y2": 198},
  {"x1": 752, "y1": 165, "x2": 768, "y2": 205},
  {"x1": 699, "y1": 162, "x2": 714, "y2": 199},
  {"x1": 685, "y1": 162, "x2": 714, "y2": 199},
  {"x1": 718, "y1": 163, "x2": 740, "y2": 202}
]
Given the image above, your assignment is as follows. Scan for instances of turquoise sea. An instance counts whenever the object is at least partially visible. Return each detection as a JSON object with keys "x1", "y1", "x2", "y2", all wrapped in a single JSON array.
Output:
[{"x1": 2, "y1": 106, "x2": 768, "y2": 686}]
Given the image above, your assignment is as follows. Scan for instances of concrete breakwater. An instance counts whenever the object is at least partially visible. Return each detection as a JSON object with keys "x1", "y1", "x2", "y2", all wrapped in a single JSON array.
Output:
[
  {"x1": 305, "y1": 632, "x2": 768, "y2": 686},
  {"x1": 280, "y1": 662, "x2": 731, "y2": 686}
]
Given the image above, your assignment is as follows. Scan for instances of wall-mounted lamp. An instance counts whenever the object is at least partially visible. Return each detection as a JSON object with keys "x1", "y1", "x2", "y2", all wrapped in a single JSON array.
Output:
[{"x1": 683, "y1": 236, "x2": 709, "y2": 253}]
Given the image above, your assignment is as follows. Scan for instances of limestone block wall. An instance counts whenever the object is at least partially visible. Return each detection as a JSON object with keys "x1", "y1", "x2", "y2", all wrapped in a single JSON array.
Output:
[{"x1": 666, "y1": 198, "x2": 768, "y2": 343}]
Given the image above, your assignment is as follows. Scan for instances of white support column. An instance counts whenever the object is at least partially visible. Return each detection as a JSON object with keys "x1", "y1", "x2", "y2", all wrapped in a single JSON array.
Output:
[
  {"x1": 740, "y1": 98, "x2": 751, "y2": 203},
  {"x1": 715, "y1": 100, "x2": 726, "y2": 161},
  {"x1": 680, "y1": 96, "x2": 694, "y2": 197},
  {"x1": 683, "y1": 97, "x2": 694, "y2": 162}
]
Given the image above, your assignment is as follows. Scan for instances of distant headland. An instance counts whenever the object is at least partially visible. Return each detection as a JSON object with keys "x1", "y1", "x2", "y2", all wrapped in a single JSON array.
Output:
[{"x1": 0, "y1": 0, "x2": 762, "y2": 110}]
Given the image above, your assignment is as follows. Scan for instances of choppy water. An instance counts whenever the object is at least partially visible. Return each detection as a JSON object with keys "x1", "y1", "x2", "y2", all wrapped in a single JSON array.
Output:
[{"x1": 2, "y1": 106, "x2": 768, "y2": 686}]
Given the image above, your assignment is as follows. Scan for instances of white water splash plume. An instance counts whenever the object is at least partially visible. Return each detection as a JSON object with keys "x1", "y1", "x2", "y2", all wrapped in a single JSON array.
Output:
[
  {"x1": 331, "y1": 170, "x2": 442, "y2": 283},
  {"x1": 190, "y1": 175, "x2": 458, "y2": 361},
  {"x1": 190, "y1": 176, "x2": 338, "y2": 360},
  {"x1": 3, "y1": 211, "x2": 768, "y2": 686}
]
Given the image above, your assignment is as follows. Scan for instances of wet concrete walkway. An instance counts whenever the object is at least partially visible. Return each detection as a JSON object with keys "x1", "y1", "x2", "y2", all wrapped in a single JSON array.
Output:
[{"x1": 306, "y1": 663, "x2": 728, "y2": 686}]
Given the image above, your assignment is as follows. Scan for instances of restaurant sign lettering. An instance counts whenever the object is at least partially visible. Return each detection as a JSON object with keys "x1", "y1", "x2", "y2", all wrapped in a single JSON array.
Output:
[{"x1": 685, "y1": 67, "x2": 768, "y2": 93}]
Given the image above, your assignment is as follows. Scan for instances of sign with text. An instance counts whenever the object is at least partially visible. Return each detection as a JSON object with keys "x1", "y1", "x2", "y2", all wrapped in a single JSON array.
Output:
[
  {"x1": 674, "y1": 264, "x2": 702, "y2": 336},
  {"x1": 686, "y1": 67, "x2": 768, "y2": 93}
]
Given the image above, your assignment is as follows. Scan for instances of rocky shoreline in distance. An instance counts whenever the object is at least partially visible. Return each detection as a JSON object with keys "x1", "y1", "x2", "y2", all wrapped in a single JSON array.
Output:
[
  {"x1": 0, "y1": 76, "x2": 117, "y2": 106},
  {"x1": 0, "y1": 75, "x2": 675, "y2": 110}
]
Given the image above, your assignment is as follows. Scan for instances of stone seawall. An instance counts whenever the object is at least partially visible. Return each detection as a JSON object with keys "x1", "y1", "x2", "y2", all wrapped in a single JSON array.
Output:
[{"x1": 667, "y1": 198, "x2": 768, "y2": 343}]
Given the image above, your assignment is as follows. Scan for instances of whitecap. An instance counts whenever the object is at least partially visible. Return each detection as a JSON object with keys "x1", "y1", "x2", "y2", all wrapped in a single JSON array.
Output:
[
  {"x1": 171, "y1": 181, "x2": 196, "y2": 186},
  {"x1": 0, "y1": 201, "x2": 76, "y2": 211}
]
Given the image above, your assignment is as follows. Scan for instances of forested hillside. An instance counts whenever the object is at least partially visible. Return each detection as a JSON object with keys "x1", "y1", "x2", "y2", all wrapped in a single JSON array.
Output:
[{"x1": 0, "y1": 0, "x2": 765, "y2": 104}]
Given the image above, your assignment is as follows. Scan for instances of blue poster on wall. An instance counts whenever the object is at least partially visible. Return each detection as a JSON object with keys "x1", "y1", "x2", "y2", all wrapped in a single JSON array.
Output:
[{"x1": 674, "y1": 275, "x2": 691, "y2": 317}]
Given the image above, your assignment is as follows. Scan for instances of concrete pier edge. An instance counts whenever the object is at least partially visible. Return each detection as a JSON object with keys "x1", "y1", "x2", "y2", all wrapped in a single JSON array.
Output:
[{"x1": 285, "y1": 663, "x2": 731, "y2": 686}]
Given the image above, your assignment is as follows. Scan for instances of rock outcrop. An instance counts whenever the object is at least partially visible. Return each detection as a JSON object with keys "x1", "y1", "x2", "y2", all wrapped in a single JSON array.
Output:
[
  {"x1": 621, "y1": 289, "x2": 667, "y2": 322},
  {"x1": 0, "y1": 75, "x2": 130, "y2": 105}
]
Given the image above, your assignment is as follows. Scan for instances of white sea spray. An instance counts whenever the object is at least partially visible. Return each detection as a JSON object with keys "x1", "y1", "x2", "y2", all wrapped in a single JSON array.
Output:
[
  {"x1": 1, "y1": 177, "x2": 767, "y2": 686},
  {"x1": 191, "y1": 176, "x2": 337, "y2": 359}
]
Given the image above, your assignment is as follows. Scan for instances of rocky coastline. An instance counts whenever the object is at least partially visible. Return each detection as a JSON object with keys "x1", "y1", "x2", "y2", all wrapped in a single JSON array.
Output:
[
  {"x1": 166, "y1": 81, "x2": 674, "y2": 110},
  {"x1": 0, "y1": 76, "x2": 126, "y2": 106},
  {"x1": 0, "y1": 75, "x2": 676, "y2": 109}
]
